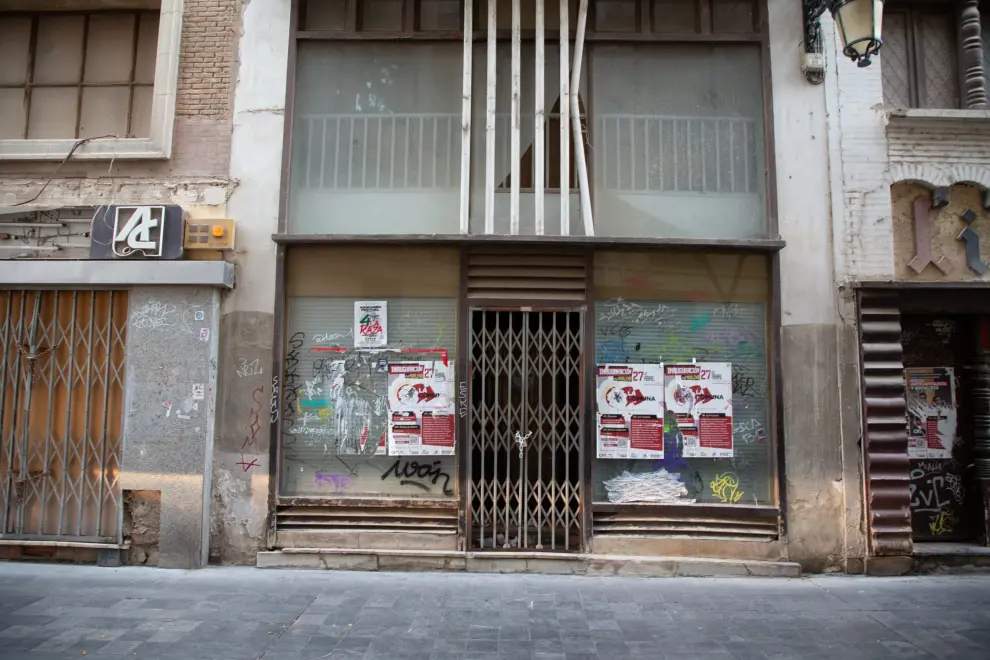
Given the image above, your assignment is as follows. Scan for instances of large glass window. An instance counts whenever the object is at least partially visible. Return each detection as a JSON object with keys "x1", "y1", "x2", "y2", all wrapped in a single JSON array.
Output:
[
  {"x1": 591, "y1": 45, "x2": 767, "y2": 238},
  {"x1": 289, "y1": 42, "x2": 464, "y2": 234},
  {"x1": 280, "y1": 247, "x2": 459, "y2": 499},
  {"x1": 592, "y1": 250, "x2": 775, "y2": 506}
]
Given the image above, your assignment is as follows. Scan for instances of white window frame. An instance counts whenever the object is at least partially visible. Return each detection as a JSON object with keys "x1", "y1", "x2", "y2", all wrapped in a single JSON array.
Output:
[{"x1": 0, "y1": 0, "x2": 183, "y2": 161}]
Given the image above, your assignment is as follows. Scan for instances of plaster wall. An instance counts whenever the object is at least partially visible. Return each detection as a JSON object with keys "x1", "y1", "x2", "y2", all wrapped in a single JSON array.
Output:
[
  {"x1": 209, "y1": 0, "x2": 290, "y2": 564},
  {"x1": 120, "y1": 286, "x2": 220, "y2": 569},
  {"x1": 767, "y1": 0, "x2": 850, "y2": 572}
]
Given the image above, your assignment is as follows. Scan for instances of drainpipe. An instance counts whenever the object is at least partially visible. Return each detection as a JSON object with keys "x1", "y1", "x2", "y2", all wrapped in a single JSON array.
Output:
[{"x1": 570, "y1": 0, "x2": 594, "y2": 237}]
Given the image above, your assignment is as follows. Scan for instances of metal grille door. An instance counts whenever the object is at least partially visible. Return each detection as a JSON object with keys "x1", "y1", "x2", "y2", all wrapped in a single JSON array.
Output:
[
  {"x1": 0, "y1": 290, "x2": 127, "y2": 543},
  {"x1": 469, "y1": 310, "x2": 584, "y2": 551}
]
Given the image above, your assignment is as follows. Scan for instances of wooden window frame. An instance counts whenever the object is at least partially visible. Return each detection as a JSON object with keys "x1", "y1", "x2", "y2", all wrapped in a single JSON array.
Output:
[{"x1": 884, "y1": 2, "x2": 964, "y2": 109}]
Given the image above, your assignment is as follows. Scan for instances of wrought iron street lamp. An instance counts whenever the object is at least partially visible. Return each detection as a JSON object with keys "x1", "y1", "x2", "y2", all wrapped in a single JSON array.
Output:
[{"x1": 804, "y1": 0, "x2": 884, "y2": 82}]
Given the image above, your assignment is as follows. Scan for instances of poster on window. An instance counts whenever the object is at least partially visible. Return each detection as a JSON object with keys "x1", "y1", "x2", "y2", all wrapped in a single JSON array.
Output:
[
  {"x1": 664, "y1": 363, "x2": 733, "y2": 458},
  {"x1": 387, "y1": 361, "x2": 455, "y2": 456},
  {"x1": 354, "y1": 300, "x2": 387, "y2": 348},
  {"x1": 906, "y1": 367, "x2": 957, "y2": 460},
  {"x1": 595, "y1": 364, "x2": 665, "y2": 459}
]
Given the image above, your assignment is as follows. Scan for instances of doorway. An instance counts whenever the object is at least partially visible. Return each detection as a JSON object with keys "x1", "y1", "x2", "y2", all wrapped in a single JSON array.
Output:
[{"x1": 468, "y1": 309, "x2": 584, "y2": 551}]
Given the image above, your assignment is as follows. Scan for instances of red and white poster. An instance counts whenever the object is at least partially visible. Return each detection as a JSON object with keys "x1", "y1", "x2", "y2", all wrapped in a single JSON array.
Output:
[
  {"x1": 596, "y1": 364, "x2": 665, "y2": 459},
  {"x1": 906, "y1": 367, "x2": 957, "y2": 460},
  {"x1": 664, "y1": 363, "x2": 733, "y2": 458},
  {"x1": 386, "y1": 361, "x2": 455, "y2": 456}
]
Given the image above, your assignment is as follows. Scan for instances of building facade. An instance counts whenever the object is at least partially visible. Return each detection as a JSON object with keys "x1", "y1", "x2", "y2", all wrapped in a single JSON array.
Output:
[
  {"x1": 242, "y1": 0, "x2": 850, "y2": 575},
  {"x1": 0, "y1": 0, "x2": 238, "y2": 569},
  {"x1": 3, "y1": 0, "x2": 949, "y2": 575},
  {"x1": 828, "y1": 0, "x2": 990, "y2": 572}
]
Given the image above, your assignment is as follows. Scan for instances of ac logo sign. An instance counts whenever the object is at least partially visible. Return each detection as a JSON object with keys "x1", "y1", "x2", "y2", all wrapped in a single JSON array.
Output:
[{"x1": 113, "y1": 206, "x2": 165, "y2": 257}]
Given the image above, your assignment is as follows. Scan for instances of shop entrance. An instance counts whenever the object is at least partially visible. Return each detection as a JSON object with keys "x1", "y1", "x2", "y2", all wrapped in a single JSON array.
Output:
[{"x1": 468, "y1": 309, "x2": 584, "y2": 551}]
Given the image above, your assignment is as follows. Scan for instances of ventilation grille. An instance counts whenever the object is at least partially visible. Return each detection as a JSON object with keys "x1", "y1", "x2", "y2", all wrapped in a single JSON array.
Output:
[
  {"x1": 858, "y1": 291, "x2": 912, "y2": 556},
  {"x1": 593, "y1": 508, "x2": 779, "y2": 541},
  {"x1": 276, "y1": 505, "x2": 459, "y2": 534},
  {"x1": 467, "y1": 251, "x2": 586, "y2": 301}
]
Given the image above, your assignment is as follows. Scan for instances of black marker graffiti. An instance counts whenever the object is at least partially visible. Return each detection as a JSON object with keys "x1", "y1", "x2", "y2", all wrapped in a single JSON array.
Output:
[
  {"x1": 381, "y1": 459, "x2": 453, "y2": 496},
  {"x1": 458, "y1": 382, "x2": 468, "y2": 419},
  {"x1": 732, "y1": 372, "x2": 758, "y2": 397}
]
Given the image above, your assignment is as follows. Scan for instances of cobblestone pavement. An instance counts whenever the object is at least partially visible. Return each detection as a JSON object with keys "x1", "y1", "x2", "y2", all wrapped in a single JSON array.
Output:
[{"x1": 1, "y1": 563, "x2": 989, "y2": 660}]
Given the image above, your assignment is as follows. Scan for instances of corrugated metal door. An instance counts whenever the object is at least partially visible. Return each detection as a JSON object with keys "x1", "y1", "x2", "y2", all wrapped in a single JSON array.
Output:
[{"x1": 0, "y1": 290, "x2": 127, "y2": 543}]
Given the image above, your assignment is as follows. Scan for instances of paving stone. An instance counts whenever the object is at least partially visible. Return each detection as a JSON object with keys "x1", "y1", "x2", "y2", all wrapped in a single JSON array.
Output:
[{"x1": 0, "y1": 565, "x2": 989, "y2": 659}]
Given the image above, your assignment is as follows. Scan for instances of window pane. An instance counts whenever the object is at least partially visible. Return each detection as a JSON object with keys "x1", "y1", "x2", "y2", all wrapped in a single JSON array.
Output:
[
  {"x1": 593, "y1": 251, "x2": 773, "y2": 506},
  {"x1": 420, "y1": 0, "x2": 461, "y2": 30},
  {"x1": 712, "y1": 0, "x2": 754, "y2": 33},
  {"x1": 360, "y1": 0, "x2": 404, "y2": 31},
  {"x1": 881, "y1": 11, "x2": 911, "y2": 108},
  {"x1": 289, "y1": 42, "x2": 462, "y2": 234},
  {"x1": 920, "y1": 12, "x2": 959, "y2": 109},
  {"x1": 131, "y1": 85, "x2": 154, "y2": 138},
  {"x1": 134, "y1": 11, "x2": 160, "y2": 84},
  {"x1": 34, "y1": 14, "x2": 84, "y2": 85},
  {"x1": 0, "y1": 17, "x2": 31, "y2": 85},
  {"x1": 79, "y1": 87, "x2": 130, "y2": 138},
  {"x1": 84, "y1": 13, "x2": 135, "y2": 83},
  {"x1": 594, "y1": 0, "x2": 638, "y2": 32},
  {"x1": 27, "y1": 87, "x2": 77, "y2": 138},
  {"x1": 653, "y1": 0, "x2": 697, "y2": 33},
  {"x1": 0, "y1": 89, "x2": 25, "y2": 138},
  {"x1": 591, "y1": 45, "x2": 767, "y2": 239},
  {"x1": 303, "y1": 0, "x2": 348, "y2": 30}
]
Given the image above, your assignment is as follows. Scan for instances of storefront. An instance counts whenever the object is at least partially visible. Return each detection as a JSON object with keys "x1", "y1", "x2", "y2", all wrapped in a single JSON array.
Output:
[
  {"x1": 267, "y1": 0, "x2": 787, "y2": 568},
  {"x1": 269, "y1": 244, "x2": 782, "y2": 559},
  {"x1": 857, "y1": 183, "x2": 990, "y2": 562}
]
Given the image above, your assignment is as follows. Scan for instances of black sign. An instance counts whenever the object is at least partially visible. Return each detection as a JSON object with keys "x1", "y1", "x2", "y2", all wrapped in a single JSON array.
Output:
[{"x1": 89, "y1": 205, "x2": 184, "y2": 260}]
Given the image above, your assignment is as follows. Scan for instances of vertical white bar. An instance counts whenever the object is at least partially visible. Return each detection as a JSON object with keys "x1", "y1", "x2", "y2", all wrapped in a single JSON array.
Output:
[
  {"x1": 571, "y1": 0, "x2": 594, "y2": 236},
  {"x1": 559, "y1": 0, "x2": 570, "y2": 236},
  {"x1": 510, "y1": 0, "x2": 521, "y2": 235},
  {"x1": 535, "y1": 0, "x2": 545, "y2": 235},
  {"x1": 484, "y1": 0, "x2": 498, "y2": 235}
]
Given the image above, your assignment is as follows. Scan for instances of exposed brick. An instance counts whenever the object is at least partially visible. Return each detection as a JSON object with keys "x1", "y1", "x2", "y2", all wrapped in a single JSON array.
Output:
[{"x1": 175, "y1": 0, "x2": 238, "y2": 120}]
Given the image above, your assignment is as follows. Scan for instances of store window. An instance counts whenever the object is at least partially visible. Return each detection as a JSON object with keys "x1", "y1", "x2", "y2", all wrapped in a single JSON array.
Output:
[
  {"x1": 592, "y1": 250, "x2": 774, "y2": 506},
  {"x1": 289, "y1": 42, "x2": 463, "y2": 234},
  {"x1": 280, "y1": 246, "x2": 460, "y2": 499},
  {"x1": 591, "y1": 44, "x2": 767, "y2": 239}
]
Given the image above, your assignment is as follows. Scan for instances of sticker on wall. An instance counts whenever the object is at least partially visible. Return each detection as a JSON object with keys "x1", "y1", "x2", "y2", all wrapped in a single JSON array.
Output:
[
  {"x1": 192, "y1": 383, "x2": 205, "y2": 400},
  {"x1": 595, "y1": 364, "x2": 665, "y2": 459},
  {"x1": 199, "y1": 327, "x2": 210, "y2": 342},
  {"x1": 194, "y1": 310, "x2": 206, "y2": 321},
  {"x1": 664, "y1": 363, "x2": 733, "y2": 458},
  {"x1": 906, "y1": 367, "x2": 957, "y2": 460},
  {"x1": 354, "y1": 301, "x2": 387, "y2": 348},
  {"x1": 386, "y1": 361, "x2": 455, "y2": 456}
]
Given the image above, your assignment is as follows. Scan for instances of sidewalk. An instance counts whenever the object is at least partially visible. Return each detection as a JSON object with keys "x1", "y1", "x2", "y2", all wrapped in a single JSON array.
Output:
[{"x1": 0, "y1": 563, "x2": 988, "y2": 660}]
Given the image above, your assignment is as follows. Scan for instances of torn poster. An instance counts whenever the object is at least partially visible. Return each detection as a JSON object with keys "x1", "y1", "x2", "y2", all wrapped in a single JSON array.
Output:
[
  {"x1": 354, "y1": 300, "x2": 387, "y2": 348},
  {"x1": 595, "y1": 364, "x2": 665, "y2": 459},
  {"x1": 906, "y1": 367, "x2": 957, "y2": 460},
  {"x1": 360, "y1": 427, "x2": 388, "y2": 456},
  {"x1": 664, "y1": 363, "x2": 733, "y2": 458},
  {"x1": 387, "y1": 361, "x2": 455, "y2": 456}
]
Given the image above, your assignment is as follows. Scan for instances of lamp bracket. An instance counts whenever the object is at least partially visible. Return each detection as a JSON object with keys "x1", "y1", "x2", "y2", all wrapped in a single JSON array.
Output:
[{"x1": 804, "y1": 0, "x2": 835, "y2": 56}]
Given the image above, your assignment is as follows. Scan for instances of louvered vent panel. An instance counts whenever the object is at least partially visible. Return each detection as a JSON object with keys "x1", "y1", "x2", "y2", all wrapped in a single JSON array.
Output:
[
  {"x1": 593, "y1": 509, "x2": 778, "y2": 541},
  {"x1": 858, "y1": 291, "x2": 912, "y2": 556},
  {"x1": 467, "y1": 252, "x2": 586, "y2": 301}
]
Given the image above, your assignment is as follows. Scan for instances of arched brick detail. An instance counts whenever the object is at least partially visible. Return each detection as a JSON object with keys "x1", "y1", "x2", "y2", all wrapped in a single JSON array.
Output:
[{"x1": 888, "y1": 163, "x2": 990, "y2": 191}]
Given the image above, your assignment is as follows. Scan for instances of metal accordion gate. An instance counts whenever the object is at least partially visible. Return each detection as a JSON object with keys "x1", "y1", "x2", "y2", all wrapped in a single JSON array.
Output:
[
  {"x1": 468, "y1": 308, "x2": 584, "y2": 551},
  {"x1": 0, "y1": 290, "x2": 127, "y2": 544}
]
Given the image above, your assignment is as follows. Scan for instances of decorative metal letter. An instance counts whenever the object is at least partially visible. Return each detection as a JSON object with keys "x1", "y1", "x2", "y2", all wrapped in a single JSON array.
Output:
[
  {"x1": 909, "y1": 196, "x2": 948, "y2": 274},
  {"x1": 958, "y1": 209, "x2": 989, "y2": 275}
]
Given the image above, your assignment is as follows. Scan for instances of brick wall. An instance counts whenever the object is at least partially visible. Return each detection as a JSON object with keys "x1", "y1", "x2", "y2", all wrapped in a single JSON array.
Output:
[{"x1": 176, "y1": 0, "x2": 238, "y2": 119}]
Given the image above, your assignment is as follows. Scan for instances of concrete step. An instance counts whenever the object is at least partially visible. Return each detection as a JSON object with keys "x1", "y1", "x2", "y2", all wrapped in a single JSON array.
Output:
[{"x1": 257, "y1": 548, "x2": 801, "y2": 578}]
